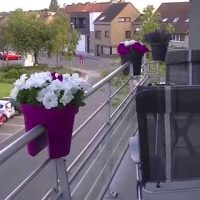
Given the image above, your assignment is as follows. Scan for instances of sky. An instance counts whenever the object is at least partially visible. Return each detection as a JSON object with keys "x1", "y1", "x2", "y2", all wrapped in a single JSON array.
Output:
[{"x1": 0, "y1": 0, "x2": 188, "y2": 12}]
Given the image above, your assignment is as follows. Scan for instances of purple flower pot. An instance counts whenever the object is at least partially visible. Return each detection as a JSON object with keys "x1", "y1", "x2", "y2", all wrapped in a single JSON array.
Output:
[
  {"x1": 22, "y1": 104, "x2": 79, "y2": 159},
  {"x1": 131, "y1": 51, "x2": 143, "y2": 75},
  {"x1": 120, "y1": 53, "x2": 131, "y2": 75}
]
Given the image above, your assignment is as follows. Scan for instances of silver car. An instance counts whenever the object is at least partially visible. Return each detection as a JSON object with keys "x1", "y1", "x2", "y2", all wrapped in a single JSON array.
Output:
[{"x1": 0, "y1": 100, "x2": 16, "y2": 120}]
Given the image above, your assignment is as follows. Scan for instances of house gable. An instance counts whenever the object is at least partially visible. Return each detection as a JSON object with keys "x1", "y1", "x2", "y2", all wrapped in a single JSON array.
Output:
[{"x1": 110, "y1": 3, "x2": 140, "y2": 45}]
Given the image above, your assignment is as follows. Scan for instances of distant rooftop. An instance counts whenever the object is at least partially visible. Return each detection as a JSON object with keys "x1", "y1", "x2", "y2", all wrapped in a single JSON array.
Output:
[
  {"x1": 157, "y1": 2, "x2": 190, "y2": 33},
  {"x1": 94, "y1": 2, "x2": 129, "y2": 23},
  {"x1": 64, "y1": 2, "x2": 112, "y2": 13}
]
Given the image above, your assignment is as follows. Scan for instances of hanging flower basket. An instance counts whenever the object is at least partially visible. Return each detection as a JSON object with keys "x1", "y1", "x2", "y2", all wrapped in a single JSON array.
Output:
[
  {"x1": 117, "y1": 42, "x2": 131, "y2": 75},
  {"x1": 117, "y1": 40, "x2": 149, "y2": 75},
  {"x1": 11, "y1": 71, "x2": 89, "y2": 159},
  {"x1": 144, "y1": 30, "x2": 172, "y2": 62}
]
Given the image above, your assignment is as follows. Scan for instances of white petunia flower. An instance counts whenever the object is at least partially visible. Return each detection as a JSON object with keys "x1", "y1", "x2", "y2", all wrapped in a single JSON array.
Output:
[
  {"x1": 36, "y1": 88, "x2": 49, "y2": 102},
  {"x1": 42, "y1": 92, "x2": 58, "y2": 109},
  {"x1": 10, "y1": 87, "x2": 20, "y2": 100},
  {"x1": 60, "y1": 90, "x2": 74, "y2": 106},
  {"x1": 22, "y1": 72, "x2": 52, "y2": 89},
  {"x1": 11, "y1": 71, "x2": 90, "y2": 109},
  {"x1": 124, "y1": 40, "x2": 130, "y2": 46},
  {"x1": 14, "y1": 74, "x2": 28, "y2": 88},
  {"x1": 129, "y1": 40, "x2": 137, "y2": 45}
]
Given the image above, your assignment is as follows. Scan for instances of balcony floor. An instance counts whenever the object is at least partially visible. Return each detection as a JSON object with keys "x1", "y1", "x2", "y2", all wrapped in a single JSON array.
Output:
[{"x1": 103, "y1": 146, "x2": 200, "y2": 200}]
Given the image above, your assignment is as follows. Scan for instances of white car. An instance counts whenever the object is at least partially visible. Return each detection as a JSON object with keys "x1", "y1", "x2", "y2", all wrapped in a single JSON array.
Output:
[{"x1": 0, "y1": 100, "x2": 16, "y2": 120}]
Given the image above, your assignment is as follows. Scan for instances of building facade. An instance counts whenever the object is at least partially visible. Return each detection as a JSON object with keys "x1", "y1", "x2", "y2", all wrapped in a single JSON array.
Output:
[
  {"x1": 64, "y1": 2, "x2": 111, "y2": 54},
  {"x1": 94, "y1": 2, "x2": 140, "y2": 56}
]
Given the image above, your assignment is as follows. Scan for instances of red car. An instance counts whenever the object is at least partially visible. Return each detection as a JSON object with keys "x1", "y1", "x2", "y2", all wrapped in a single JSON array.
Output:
[
  {"x1": 0, "y1": 51, "x2": 21, "y2": 61},
  {"x1": 0, "y1": 113, "x2": 6, "y2": 126}
]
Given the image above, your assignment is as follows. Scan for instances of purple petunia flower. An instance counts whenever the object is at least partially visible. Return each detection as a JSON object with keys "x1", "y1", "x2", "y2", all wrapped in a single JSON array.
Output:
[
  {"x1": 117, "y1": 43, "x2": 130, "y2": 56},
  {"x1": 131, "y1": 42, "x2": 149, "y2": 54},
  {"x1": 51, "y1": 72, "x2": 63, "y2": 81}
]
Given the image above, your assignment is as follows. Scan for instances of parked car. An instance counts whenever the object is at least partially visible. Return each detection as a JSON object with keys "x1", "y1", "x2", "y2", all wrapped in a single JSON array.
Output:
[
  {"x1": 0, "y1": 51, "x2": 21, "y2": 61},
  {"x1": 0, "y1": 100, "x2": 16, "y2": 120},
  {"x1": 0, "y1": 113, "x2": 6, "y2": 126},
  {"x1": 1, "y1": 97, "x2": 21, "y2": 115}
]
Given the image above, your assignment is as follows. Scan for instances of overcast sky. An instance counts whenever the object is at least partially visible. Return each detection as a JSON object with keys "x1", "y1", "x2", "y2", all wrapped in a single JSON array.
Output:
[{"x1": 0, "y1": 0, "x2": 188, "y2": 12}]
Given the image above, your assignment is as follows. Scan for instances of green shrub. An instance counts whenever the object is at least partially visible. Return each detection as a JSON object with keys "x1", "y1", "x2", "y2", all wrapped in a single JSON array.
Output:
[{"x1": 3, "y1": 68, "x2": 21, "y2": 79}]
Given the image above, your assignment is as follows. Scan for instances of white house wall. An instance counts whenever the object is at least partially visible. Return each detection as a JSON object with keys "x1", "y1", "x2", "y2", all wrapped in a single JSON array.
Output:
[
  {"x1": 89, "y1": 12, "x2": 102, "y2": 54},
  {"x1": 89, "y1": 12, "x2": 102, "y2": 32},
  {"x1": 76, "y1": 35, "x2": 86, "y2": 52}
]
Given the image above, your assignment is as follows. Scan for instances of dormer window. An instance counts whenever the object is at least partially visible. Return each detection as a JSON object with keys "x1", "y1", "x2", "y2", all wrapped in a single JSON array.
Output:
[
  {"x1": 162, "y1": 18, "x2": 168, "y2": 22},
  {"x1": 185, "y1": 18, "x2": 189, "y2": 22},
  {"x1": 99, "y1": 16, "x2": 105, "y2": 21},
  {"x1": 173, "y1": 17, "x2": 179, "y2": 23}
]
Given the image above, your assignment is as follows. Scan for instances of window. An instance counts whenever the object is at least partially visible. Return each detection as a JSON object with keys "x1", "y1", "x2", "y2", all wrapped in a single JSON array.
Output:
[
  {"x1": 105, "y1": 31, "x2": 110, "y2": 38},
  {"x1": 99, "y1": 16, "x2": 105, "y2": 21},
  {"x1": 162, "y1": 18, "x2": 168, "y2": 22},
  {"x1": 180, "y1": 34, "x2": 185, "y2": 41},
  {"x1": 185, "y1": 18, "x2": 189, "y2": 23},
  {"x1": 172, "y1": 33, "x2": 185, "y2": 42},
  {"x1": 75, "y1": 18, "x2": 86, "y2": 28},
  {"x1": 118, "y1": 17, "x2": 131, "y2": 22},
  {"x1": 172, "y1": 33, "x2": 179, "y2": 41},
  {"x1": 125, "y1": 31, "x2": 131, "y2": 39},
  {"x1": 173, "y1": 17, "x2": 179, "y2": 23},
  {"x1": 95, "y1": 31, "x2": 101, "y2": 39}
]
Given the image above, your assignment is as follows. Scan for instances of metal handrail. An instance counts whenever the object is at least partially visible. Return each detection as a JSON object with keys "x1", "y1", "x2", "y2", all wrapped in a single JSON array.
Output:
[
  {"x1": 72, "y1": 62, "x2": 131, "y2": 139},
  {"x1": 5, "y1": 158, "x2": 51, "y2": 200},
  {"x1": 85, "y1": 62, "x2": 131, "y2": 98},
  {"x1": 0, "y1": 125, "x2": 45, "y2": 165}
]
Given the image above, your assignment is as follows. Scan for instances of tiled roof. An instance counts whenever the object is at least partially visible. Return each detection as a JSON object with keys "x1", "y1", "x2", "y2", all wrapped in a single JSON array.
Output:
[
  {"x1": 156, "y1": 2, "x2": 190, "y2": 33},
  {"x1": 94, "y1": 2, "x2": 129, "y2": 23},
  {"x1": 64, "y1": 2, "x2": 112, "y2": 13}
]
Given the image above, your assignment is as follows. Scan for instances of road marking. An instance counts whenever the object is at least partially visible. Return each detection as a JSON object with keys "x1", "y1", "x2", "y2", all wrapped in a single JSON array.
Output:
[
  {"x1": 0, "y1": 133, "x2": 12, "y2": 136},
  {"x1": 0, "y1": 134, "x2": 12, "y2": 143},
  {"x1": 14, "y1": 116, "x2": 24, "y2": 119},
  {"x1": 13, "y1": 127, "x2": 24, "y2": 135},
  {"x1": 3, "y1": 124, "x2": 24, "y2": 127}
]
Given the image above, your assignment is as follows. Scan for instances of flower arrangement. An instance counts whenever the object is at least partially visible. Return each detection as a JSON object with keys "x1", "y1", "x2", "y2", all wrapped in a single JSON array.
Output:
[
  {"x1": 144, "y1": 30, "x2": 172, "y2": 46},
  {"x1": 10, "y1": 71, "x2": 89, "y2": 109},
  {"x1": 117, "y1": 40, "x2": 149, "y2": 56}
]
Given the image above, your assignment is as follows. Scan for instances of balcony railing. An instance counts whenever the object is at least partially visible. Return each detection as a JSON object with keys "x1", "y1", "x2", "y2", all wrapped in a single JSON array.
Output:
[{"x1": 0, "y1": 61, "x2": 153, "y2": 200}]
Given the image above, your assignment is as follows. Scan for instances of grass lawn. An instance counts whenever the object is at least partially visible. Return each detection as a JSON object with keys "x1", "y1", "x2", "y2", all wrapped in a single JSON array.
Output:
[{"x1": 0, "y1": 82, "x2": 13, "y2": 98}]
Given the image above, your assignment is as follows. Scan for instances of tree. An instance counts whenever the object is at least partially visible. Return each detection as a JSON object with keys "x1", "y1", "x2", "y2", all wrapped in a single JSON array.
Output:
[
  {"x1": 49, "y1": 0, "x2": 59, "y2": 12},
  {"x1": 165, "y1": 23, "x2": 174, "y2": 33},
  {"x1": 136, "y1": 5, "x2": 174, "y2": 42},
  {"x1": 1, "y1": 10, "x2": 79, "y2": 67},
  {"x1": 48, "y1": 13, "x2": 80, "y2": 67},
  {"x1": 3, "y1": 10, "x2": 49, "y2": 65},
  {"x1": 137, "y1": 5, "x2": 161, "y2": 42}
]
